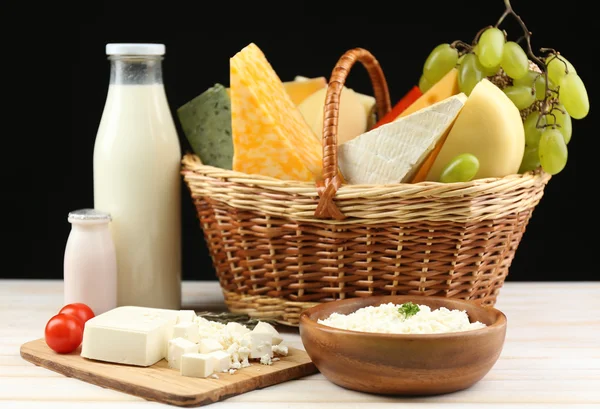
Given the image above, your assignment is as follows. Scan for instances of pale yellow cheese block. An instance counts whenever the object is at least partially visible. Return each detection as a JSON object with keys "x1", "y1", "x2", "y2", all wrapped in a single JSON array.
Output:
[
  {"x1": 229, "y1": 43, "x2": 323, "y2": 181},
  {"x1": 283, "y1": 77, "x2": 327, "y2": 105},
  {"x1": 297, "y1": 86, "x2": 368, "y2": 145},
  {"x1": 426, "y1": 79, "x2": 525, "y2": 181}
]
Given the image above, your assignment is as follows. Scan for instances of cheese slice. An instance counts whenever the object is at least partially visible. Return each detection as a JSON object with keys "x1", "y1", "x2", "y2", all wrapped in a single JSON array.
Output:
[
  {"x1": 230, "y1": 43, "x2": 323, "y2": 181},
  {"x1": 81, "y1": 306, "x2": 181, "y2": 367},
  {"x1": 396, "y1": 68, "x2": 460, "y2": 120},
  {"x1": 426, "y1": 79, "x2": 525, "y2": 181},
  {"x1": 338, "y1": 94, "x2": 467, "y2": 185}
]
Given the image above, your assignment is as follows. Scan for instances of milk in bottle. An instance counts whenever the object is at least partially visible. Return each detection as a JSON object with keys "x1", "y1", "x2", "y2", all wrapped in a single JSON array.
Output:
[{"x1": 93, "y1": 43, "x2": 182, "y2": 309}]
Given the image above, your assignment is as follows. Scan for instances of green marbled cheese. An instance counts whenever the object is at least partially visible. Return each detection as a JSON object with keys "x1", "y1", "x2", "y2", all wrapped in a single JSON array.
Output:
[{"x1": 177, "y1": 83, "x2": 233, "y2": 169}]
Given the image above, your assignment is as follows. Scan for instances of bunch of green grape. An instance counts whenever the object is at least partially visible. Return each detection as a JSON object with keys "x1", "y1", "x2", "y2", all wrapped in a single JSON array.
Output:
[{"x1": 418, "y1": 26, "x2": 589, "y2": 179}]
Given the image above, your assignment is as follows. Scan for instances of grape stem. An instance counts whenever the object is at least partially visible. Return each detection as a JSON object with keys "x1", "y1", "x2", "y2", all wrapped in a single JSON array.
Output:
[
  {"x1": 496, "y1": 0, "x2": 558, "y2": 128},
  {"x1": 450, "y1": 40, "x2": 473, "y2": 54},
  {"x1": 496, "y1": 0, "x2": 546, "y2": 74}
]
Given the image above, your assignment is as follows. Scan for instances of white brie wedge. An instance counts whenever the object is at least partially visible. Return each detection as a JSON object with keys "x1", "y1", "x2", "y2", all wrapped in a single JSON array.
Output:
[{"x1": 338, "y1": 93, "x2": 467, "y2": 185}]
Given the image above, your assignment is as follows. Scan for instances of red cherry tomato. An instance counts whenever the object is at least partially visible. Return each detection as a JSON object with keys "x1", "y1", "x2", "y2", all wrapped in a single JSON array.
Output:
[
  {"x1": 59, "y1": 303, "x2": 95, "y2": 324},
  {"x1": 44, "y1": 313, "x2": 84, "y2": 354}
]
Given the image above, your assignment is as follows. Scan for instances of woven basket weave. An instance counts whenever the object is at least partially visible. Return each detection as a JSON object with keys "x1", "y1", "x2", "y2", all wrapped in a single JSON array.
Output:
[{"x1": 181, "y1": 47, "x2": 551, "y2": 326}]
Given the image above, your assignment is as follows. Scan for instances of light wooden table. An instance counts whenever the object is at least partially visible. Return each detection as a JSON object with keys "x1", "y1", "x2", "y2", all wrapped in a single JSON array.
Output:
[{"x1": 1, "y1": 280, "x2": 599, "y2": 408}]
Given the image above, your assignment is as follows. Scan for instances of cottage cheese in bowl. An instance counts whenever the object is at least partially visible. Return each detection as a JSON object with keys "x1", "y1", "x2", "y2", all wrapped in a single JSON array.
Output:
[{"x1": 317, "y1": 302, "x2": 486, "y2": 334}]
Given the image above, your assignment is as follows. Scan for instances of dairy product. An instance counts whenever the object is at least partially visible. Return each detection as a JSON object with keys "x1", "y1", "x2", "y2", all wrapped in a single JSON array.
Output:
[
  {"x1": 63, "y1": 209, "x2": 117, "y2": 315},
  {"x1": 318, "y1": 302, "x2": 486, "y2": 334},
  {"x1": 80, "y1": 305, "x2": 289, "y2": 377},
  {"x1": 252, "y1": 321, "x2": 283, "y2": 345},
  {"x1": 168, "y1": 337, "x2": 199, "y2": 370},
  {"x1": 229, "y1": 42, "x2": 323, "y2": 181},
  {"x1": 93, "y1": 44, "x2": 181, "y2": 310},
  {"x1": 297, "y1": 85, "x2": 368, "y2": 144},
  {"x1": 208, "y1": 350, "x2": 231, "y2": 372},
  {"x1": 338, "y1": 94, "x2": 467, "y2": 184},
  {"x1": 396, "y1": 68, "x2": 460, "y2": 120},
  {"x1": 181, "y1": 353, "x2": 214, "y2": 378},
  {"x1": 426, "y1": 79, "x2": 525, "y2": 181},
  {"x1": 81, "y1": 306, "x2": 180, "y2": 366},
  {"x1": 94, "y1": 83, "x2": 182, "y2": 309},
  {"x1": 173, "y1": 321, "x2": 200, "y2": 343}
]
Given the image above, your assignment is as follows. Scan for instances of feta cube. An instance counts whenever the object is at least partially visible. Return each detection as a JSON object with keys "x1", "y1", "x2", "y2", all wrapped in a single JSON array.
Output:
[
  {"x1": 198, "y1": 337, "x2": 223, "y2": 354},
  {"x1": 168, "y1": 337, "x2": 198, "y2": 370},
  {"x1": 252, "y1": 321, "x2": 283, "y2": 345},
  {"x1": 208, "y1": 350, "x2": 231, "y2": 372},
  {"x1": 242, "y1": 331, "x2": 272, "y2": 359},
  {"x1": 226, "y1": 322, "x2": 250, "y2": 338},
  {"x1": 238, "y1": 346, "x2": 250, "y2": 361},
  {"x1": 173, "y1": 321, "x2": 200, "y2": 343},
  {"x1": 195, "y1": 316, "x2": 212, "y2": 328},
  {"x1": 177, "y1": 310, "x2": 197, "y2": 323},
  {"x1": 180, "y1": 353, "x2": 214, "y2": 378}
]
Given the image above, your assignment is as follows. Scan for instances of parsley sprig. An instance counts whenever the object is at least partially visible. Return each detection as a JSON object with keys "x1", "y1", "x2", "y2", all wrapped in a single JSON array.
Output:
[{"x1": 398, "y1": 302, "x2": 420, "y2": 318}]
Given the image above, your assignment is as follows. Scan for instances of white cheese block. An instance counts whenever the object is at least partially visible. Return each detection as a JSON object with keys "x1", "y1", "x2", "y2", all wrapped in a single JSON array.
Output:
[
  {"x1": 173, "y1": 321, "x2": 200, "y2": 343},
  {"x1": 80, "y1": 306, "x2": 179, "y2": 367},
  {"x1": 252, "y1": 321, "x2": 283, "y2": 345},
  {"x1": 198, "y1": 337, "x2": 223, "y2": 354},
  {"x1": 208, "y1": 350, "x2": 231, "y2": 372},
  {"x1": 242, "y1": 331, "x2": 273, "y2": 359},
  {"x1": 338, "y1": 93, "x2": 467, "y2": 184},
  {"x1": 180, "y1": 353, "x2": 214, "y2": 378},
  {"x1": 177, "y1": 310, "x2": 197, "y2": 323},
  {"x1": 168, "y1": 337, "x2": 199, "y2": 370},
  {"x1": 226, "y1": 322, "x2": 250, "y2": 338}
]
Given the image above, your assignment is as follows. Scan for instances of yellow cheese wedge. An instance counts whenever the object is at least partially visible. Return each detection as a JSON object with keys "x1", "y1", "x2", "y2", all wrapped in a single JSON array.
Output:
[
  {"x1": 396, "y1": 68, "x2": 460, "y2": 120},
  {"x1": 283, "y1": 77, "x2": 327, "y2": 105},
  {"x1": 229, "y1": 43, "x2": 323, "y2": 181},
  {"x1": 226, "y1": 76, "x2": 327, "y2": 106},
  {"x1": 426, "y1": 79, "x2": 525, "y2": 181}
]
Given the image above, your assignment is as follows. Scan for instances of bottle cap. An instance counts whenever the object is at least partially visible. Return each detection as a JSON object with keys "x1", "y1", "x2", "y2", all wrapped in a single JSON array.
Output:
[
  {"x1": 105, "y1": 43, "x2": 165, "y2": 56},
  {"x1": 68, "y1": 209, "x2": 112, "y2": 222}
]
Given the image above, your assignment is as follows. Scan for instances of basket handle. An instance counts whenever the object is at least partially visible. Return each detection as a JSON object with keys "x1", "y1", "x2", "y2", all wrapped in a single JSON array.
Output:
[{"x1": 314, "y1": 47, "x2": 392, "y2": 220}]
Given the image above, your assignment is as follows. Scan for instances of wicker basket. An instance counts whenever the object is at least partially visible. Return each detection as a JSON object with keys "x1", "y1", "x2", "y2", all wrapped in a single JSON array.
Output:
[{"x1": 181, "y1": 47, "x2": 551, "y2": 326}]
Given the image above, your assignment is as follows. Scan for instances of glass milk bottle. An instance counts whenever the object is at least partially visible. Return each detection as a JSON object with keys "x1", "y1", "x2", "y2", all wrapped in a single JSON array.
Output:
[
  {"x1": 93, "y1": 43, "x2": 182, "y2": 310},
  {"x1": 64, "y1": 209, "x2": 117, "y2": 315}
]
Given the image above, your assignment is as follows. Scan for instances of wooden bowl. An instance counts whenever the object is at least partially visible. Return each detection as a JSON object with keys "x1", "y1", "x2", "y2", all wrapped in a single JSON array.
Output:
[{"x1": 299, "y1": 295, "x2": 507, "y2": 396}]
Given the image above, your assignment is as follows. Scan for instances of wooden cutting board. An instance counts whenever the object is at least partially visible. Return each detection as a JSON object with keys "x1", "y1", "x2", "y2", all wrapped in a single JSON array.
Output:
[{"x1": 20, "y1": 338, "x2": 318, "y2": 407}]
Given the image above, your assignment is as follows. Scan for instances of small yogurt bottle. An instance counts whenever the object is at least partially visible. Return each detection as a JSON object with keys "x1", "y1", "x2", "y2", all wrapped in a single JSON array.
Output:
[{"x1": 63, "y1": 209, "x2": 117, "y2": 315}]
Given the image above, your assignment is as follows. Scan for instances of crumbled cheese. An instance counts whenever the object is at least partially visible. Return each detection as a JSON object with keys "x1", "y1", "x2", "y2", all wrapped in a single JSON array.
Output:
[
  {"x1": 317, "y1": 303, "x2": 486, "y2": 334},
  {"x1": 260, "y1": 354, "x2": 273, "y2": 365},
  {"x1": 272, "y1": 343, "x2": 288, "y2": 356},
  {"x1": 170, "y1": 315, "x2": 285, "y2": 378}
]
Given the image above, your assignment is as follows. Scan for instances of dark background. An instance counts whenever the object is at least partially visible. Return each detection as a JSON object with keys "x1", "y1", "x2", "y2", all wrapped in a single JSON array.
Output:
[{"x1": 4, "y1": 1, "x2": 597, "y2": 281}]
